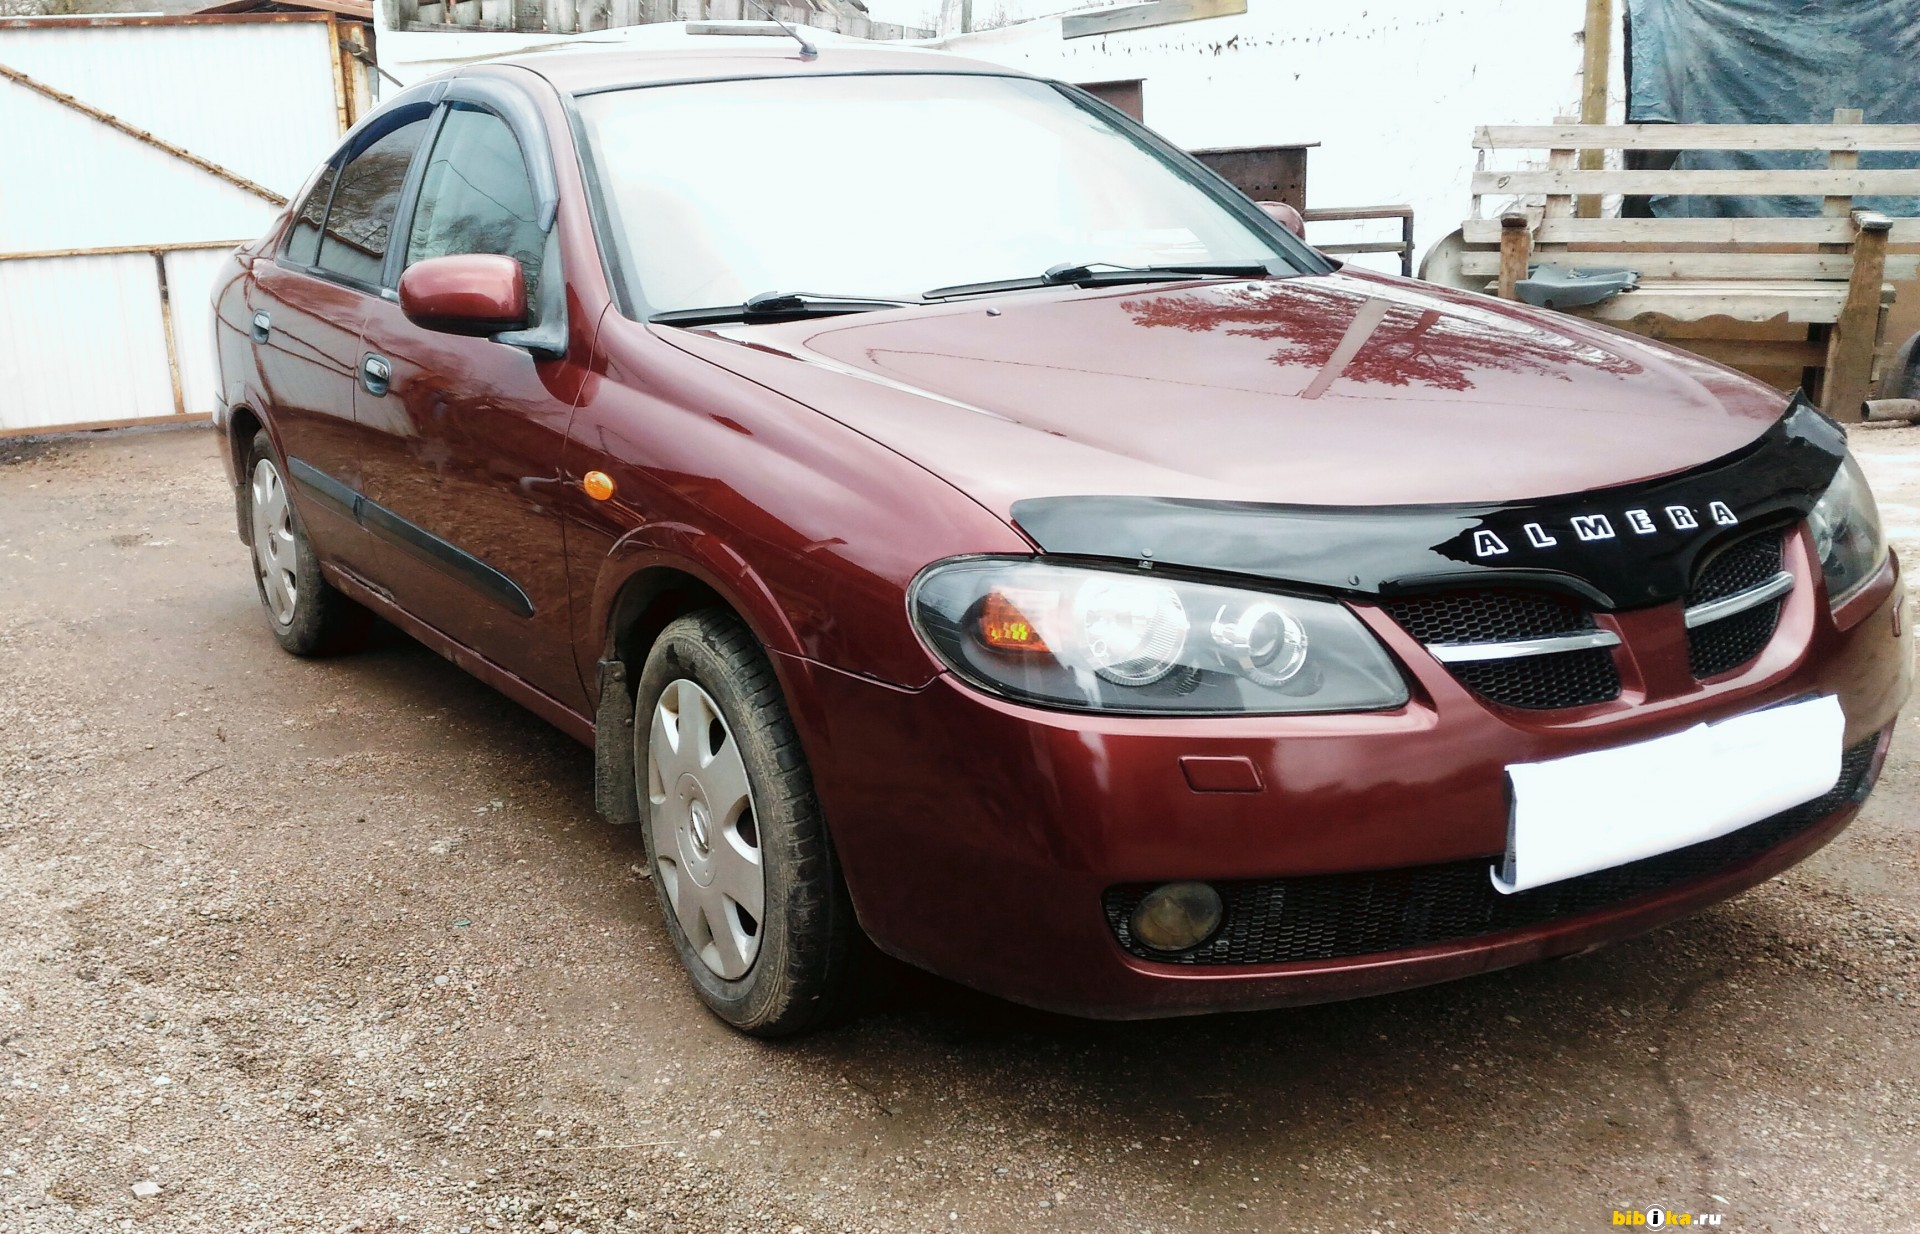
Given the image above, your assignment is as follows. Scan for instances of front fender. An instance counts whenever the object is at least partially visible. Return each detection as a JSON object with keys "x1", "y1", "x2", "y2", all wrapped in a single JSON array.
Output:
[{"x1": 589, "y1": 519, "x2": 808, "y2": 669}]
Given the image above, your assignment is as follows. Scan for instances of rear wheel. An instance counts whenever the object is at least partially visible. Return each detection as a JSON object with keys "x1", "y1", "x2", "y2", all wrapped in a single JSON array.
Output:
[
  {"x1": 636, "y1": 610, "x2": 860, "y2": 1036},
  {"x1": 245, "y1": 430, "x2": 365, "y2": 655}
]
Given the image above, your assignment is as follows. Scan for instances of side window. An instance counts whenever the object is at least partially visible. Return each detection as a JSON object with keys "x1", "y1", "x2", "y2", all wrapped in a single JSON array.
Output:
[
  {"x1": 315, "y1": 117, "x2": 431, "y2": 289},
  {"x1": 406, "y1": 107, "x2": 545, "y2": 306},
  {"x1": 283, "y1": 164, "x2": 338, "y2": 268}
]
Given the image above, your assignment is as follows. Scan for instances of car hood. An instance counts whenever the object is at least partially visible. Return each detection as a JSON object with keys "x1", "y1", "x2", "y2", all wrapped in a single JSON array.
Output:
[{"x1": 659, "y1": 268, "x2": 1791, "y2": 515}]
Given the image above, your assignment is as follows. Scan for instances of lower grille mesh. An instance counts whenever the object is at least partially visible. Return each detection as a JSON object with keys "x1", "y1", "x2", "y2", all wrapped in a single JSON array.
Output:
[
  {"x1": 1450, "y1": 648, "x2": 1622, "y2": 711},
  {"x1": 1689, "y1": 603, "x2": 1782, "y2": 678},
  {"x1": 1103, "y1": 735, "x2": 1878, "y2": 967}
]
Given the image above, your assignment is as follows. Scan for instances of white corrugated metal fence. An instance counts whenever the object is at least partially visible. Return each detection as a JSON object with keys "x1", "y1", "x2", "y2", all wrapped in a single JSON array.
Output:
[{"x1": 0, "y1": 14, "x2": 350, "y2": 434}]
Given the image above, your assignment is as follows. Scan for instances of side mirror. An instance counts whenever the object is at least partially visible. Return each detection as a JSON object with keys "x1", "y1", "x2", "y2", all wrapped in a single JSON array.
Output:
[
  {"x1": 1257, "y1": 200, "x2": 1306, "y2": 238},
  {"x1": 399, "y1": 254, "x2": 528, "y2": 337}
]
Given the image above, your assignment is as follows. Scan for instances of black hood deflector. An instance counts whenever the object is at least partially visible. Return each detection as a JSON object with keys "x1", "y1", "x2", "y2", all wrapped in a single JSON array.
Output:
[{"x1": 1009, "y1": 398, "x2": 1846, "y2": 610}]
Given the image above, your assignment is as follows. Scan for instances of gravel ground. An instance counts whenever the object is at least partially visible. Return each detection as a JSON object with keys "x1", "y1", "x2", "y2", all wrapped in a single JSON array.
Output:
[{"x1": 1, "y1": 424, "x2": 1916, "y2": 1234}]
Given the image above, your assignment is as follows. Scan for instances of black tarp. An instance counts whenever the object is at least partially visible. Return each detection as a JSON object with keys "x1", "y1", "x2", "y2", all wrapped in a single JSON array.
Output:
[{"x1": 1626, "y1": 0, "x2": 1920, "y2": 217}]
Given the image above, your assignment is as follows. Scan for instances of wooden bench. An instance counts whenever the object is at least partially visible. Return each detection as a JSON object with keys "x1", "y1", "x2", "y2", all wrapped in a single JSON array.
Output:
[{"x1": 1441, "y1": 119, "x2": 1920, "y2": 420}]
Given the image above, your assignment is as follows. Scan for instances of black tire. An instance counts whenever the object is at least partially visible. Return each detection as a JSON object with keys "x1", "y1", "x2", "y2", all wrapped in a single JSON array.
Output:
[
  {"x1": 635, "y1": 610, "x2": 860, "y2": 1037},
  {"x1": 244, "y1": 429, "x2": 367, "y2": 656}
]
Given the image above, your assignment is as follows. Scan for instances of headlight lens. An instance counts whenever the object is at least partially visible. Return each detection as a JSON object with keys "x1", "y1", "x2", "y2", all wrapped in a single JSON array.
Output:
[
  {"x1": 911, "y1": 559, "x2": 1409, "y2": 715},
  {"x1": 1808, "y1": 453, "x2": 1886, "y2": 606}
]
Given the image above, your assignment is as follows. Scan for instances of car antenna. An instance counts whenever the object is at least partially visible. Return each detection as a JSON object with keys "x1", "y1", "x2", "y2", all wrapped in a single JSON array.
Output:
[{"x1": 745, "y1": 0, "x2": 818, "y2": 58}]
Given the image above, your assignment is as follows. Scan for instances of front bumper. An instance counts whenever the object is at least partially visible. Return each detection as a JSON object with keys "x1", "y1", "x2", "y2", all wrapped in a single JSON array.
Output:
[{"x1": 780, "y1": 538, "x2": 1910, "y2": 1019}]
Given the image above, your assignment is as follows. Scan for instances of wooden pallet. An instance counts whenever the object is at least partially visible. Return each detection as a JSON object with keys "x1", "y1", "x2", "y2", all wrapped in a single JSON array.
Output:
[{"x1": 1445, "y1": 117, "x2": 1920, "y2": 420}]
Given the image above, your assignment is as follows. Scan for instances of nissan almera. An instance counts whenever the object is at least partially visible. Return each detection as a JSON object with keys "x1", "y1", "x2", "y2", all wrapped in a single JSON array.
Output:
[{"x1": 212, "y1": 42, "x2": 1911, "y2": 1035}]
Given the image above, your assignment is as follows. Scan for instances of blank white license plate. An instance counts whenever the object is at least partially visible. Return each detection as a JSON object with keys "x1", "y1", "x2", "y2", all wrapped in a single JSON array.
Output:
[{"x1": 1493, "y1": 695, "x2": 1845, "y2": 894}]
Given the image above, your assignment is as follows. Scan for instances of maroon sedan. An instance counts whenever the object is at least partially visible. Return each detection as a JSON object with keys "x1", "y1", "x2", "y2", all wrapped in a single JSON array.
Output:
[{"x1": 212, "y1": 42, "x2": 1910, "y2": 1035}]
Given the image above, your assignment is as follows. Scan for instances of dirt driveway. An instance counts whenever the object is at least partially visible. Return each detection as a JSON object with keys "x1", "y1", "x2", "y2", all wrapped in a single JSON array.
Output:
[{"x1": 2, "y1": 426, "x2": 1917, "y2": 1234}]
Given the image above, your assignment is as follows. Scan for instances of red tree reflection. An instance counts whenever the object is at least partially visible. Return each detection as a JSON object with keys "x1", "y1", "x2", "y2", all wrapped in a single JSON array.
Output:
[{"x1": 1124, "y1": 281, "x2": 1641, "y2": 393}]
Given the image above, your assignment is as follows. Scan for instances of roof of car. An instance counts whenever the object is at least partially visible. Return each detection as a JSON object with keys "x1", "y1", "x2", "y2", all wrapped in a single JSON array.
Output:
[{"x1": 495, "y1": 41, "x2": 1029, "y2": 96}]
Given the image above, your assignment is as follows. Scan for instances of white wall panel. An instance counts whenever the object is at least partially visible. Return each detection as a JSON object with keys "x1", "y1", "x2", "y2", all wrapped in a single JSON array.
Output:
[
  {"x1": 0, "y1": 18, "x2": 344, "y2": 431},
  {"x1": 0, "y1": 82, "x2": 280, "y2": 253},
  {"x1": 0, "y1": 254, "x2": 177, "y2": 431},
  {"x1": 934, "y1": 0, "x2": 1594, "y2": 272},
  {"x1": 163, "y1": 246, "x2": 236, "y2": 417},
  {"x1": 0, "y1": 20, "x2": 344, "y2": 251}
]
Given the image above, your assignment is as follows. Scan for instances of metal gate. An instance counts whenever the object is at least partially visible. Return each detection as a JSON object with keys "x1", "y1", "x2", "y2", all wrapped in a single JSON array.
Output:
[{"x1": 0, "y1": 14, "x2": 356, "y2": 435}]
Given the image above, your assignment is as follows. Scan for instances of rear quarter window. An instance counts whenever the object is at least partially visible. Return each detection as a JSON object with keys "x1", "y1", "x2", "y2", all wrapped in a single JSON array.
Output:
[{"x1": 282, "y1": 164, "x2": 338, "y2": 268}]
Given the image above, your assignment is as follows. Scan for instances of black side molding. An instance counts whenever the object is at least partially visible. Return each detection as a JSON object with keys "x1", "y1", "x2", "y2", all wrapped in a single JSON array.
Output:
[
  {"x1": 288, "y1": 457, "x2": 361, "y2": 523},
  {"x1": 287, "y1": 457, "x2": 535, "y2": 619}
]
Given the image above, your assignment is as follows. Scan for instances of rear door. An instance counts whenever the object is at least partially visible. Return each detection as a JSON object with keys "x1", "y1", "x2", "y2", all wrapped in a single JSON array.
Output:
[
  {"x1": 255, "y1": 111, "x2": 434, "y2": 583},
  {"x1": 249, "y1": 161, "x2": 376, "y2": 576},
  {"x1": 353, "y1": 100, "x2": 586, "y2": 709}
]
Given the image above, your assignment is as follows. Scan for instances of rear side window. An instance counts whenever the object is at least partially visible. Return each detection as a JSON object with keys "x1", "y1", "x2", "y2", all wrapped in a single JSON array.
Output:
[
  {"x1": 406, "y1": 107, "x2": 545, "y2": 304},
  {"x1": 283, "y1": 164, "x2": 337, "y2": 268},
  {"x1": 316, "y1": 117, "x2": 431, "y2": 288}
]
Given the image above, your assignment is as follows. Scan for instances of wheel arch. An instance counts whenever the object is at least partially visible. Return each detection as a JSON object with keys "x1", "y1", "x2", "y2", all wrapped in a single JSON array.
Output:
[
  {"x1": 604, "y1": 564, "x2": 732, "y2": 680},
  {"x1": 590, "y1": 525, "x2": 807, "y2": 697},
  {"x1": 587, "y1": 533, "x2": 809, "y2": 827}
]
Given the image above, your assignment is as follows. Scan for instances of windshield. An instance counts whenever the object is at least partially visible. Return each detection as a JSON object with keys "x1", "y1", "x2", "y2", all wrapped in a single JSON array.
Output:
[{"x1": 574, "y1": 73, "x2": 1311, "y2": 316}]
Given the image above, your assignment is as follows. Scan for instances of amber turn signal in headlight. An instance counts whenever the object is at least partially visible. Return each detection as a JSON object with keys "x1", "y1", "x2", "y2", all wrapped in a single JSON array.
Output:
[
  {"x1": 910, "y1": 558, "x2": 1408, "y2": 716},
  {"x1": 976, "y1": 588, "x2": 1051, "y2": 653}
]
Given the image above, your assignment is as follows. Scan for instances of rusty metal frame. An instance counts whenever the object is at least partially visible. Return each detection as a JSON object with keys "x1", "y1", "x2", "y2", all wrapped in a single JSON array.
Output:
[
  {"x1": 1305, "y1": 204, "x2": 1417, "y2": 278},
  {"x1": 0, "y1": 61, "x2": 288, "y2": 204},
  {"x1": 0, "y1": 12, "x2": 336, "y2": 28},
  {"x1": 151, "y1": 251, "x2": 187, "y2": 418},
  {"x1": 326, "y1": 13, "x2": 350, "y2": 135},
  {"x1": 0, "y1": 238, "x2": 247, "y2": 264}
]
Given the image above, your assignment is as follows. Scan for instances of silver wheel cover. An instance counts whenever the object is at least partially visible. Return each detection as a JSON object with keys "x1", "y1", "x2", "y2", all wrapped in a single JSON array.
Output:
[
  {"x1": 648, "y1": 678, "x2": 765, "y2": 979},
  {"x1": 250, "y1": 457, "x2": 298, "y2": 624}
]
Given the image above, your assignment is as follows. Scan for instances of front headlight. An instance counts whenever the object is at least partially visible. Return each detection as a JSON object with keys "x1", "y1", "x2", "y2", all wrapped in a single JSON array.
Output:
[
  {"x1": 1807, "y1": 453, "x2": 1886, "y2": 606},
  {"x1": 910, "y1": 559, "x2": 1409, "y2": 715}
]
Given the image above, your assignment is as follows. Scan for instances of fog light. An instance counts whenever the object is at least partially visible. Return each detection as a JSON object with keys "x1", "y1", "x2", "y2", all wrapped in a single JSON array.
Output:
[{"x1": 1129, "y1": 881, "x2": 1223, "y2": 953}]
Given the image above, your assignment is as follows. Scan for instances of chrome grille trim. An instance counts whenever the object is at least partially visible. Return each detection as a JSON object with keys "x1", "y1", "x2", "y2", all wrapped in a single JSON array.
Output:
[
  {"x1": 1426, "y1": 629, "x2": 1622, "y2": 664},
  {"x1": 1683, "y1": 570, "x2": 1794, "y2": 629}
]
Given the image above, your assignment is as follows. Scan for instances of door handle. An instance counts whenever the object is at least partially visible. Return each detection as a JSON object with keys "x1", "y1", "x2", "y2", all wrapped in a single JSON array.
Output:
[
  {"x1": 361, "y1": 353, "x2": 391, "y2": 397},
  {"x1": 250, "y1": 310, "x2": 271, "y2": 343}
]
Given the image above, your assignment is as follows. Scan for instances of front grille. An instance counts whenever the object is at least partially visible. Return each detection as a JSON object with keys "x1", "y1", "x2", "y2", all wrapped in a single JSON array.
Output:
[
  {"x1": 1692, "y1": 530, "x2": 1786, "y2": 602},
  {"x1": 1448, "y1": 650, "x2": 1623, "y2": 711},
  {"x1": 1687, "y1": 531, "x2": 1787, "y2": 678},
  {"x1": 1384, "y1": 589, "x2": 1593, "y2": 644},
  {"x1": 1103, "y1": 735, "x2": 1878, "y2": 967},
  {"x1": 1381, "y1": 590, "x2": 1622, "y2": 710}
]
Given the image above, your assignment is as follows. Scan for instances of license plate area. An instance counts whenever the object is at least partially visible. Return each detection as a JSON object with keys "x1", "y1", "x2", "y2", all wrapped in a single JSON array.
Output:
[{"x1": 1495, "y1": 695, "x2": 1844, "y2": 894}]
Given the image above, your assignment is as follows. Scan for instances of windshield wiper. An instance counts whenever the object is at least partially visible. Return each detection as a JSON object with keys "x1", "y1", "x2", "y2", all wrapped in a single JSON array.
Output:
[
  {"x1": 925, "y1": 261, "x2": 1274, "y2": 301},
  {"x1": 650, "y1": 290, "x2": 923, "y2": 326}
]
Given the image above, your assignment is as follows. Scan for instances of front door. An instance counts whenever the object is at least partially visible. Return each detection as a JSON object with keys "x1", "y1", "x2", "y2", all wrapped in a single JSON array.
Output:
[{"x1": 353, "y1": 103, "x2": 586, "y2": 710}]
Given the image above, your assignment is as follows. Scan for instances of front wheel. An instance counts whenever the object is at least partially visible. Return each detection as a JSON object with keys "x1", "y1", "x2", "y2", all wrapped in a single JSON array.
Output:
[
  {"x1": 636, "y1": 610, "x2": 860, "y2": 1036},
  {"x1": 245, "y1": 430, "x2": 365, "y2": 656}
]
